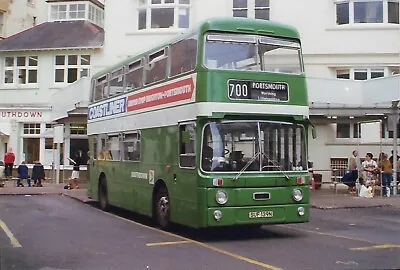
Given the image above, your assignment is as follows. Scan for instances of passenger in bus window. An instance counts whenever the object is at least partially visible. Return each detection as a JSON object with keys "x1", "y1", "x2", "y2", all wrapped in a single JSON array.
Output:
[{"x1": 98, "y1": 147, "x2": 112, "y2": 160}]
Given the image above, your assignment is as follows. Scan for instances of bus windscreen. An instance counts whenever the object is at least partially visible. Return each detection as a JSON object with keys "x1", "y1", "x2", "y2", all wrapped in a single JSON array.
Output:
[
  {"x1": 204, "y1": 33, "x2": 303, "y2": 74},
  {"x1": 201, "y1": 121, "x2": 306, "y2": 172}
]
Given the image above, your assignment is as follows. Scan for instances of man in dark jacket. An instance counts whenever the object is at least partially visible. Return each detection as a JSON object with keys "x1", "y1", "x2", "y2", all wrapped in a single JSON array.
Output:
[
  {"x1": 31, "y1": 161, "x2": 45, "y2": 187},
  {"x1": 17, "y1": 161, "x2": 30, "y2": 187}
]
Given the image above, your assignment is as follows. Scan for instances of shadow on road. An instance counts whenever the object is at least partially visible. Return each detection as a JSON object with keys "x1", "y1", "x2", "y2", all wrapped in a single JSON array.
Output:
[{"x1": 87, "y1": 201, "x2": 305, "y2": 243}]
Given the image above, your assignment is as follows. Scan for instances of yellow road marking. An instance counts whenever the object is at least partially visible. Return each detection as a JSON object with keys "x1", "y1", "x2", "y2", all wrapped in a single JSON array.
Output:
[
  {"x1": 278, "y1": 225, "x2": 378, "y2": 245},
  {"x1": 146, "y1": 240, "x2": 191, "y2": 247},
  {"x1": 0, "y1": 219, "x2": 22, "y2": 248},
  {"x1": 350, "y1": 244, "x2": 400, "y2": 251},
  {"x1": 96, "y1": 209, "x2": 282, "y2": 270}
]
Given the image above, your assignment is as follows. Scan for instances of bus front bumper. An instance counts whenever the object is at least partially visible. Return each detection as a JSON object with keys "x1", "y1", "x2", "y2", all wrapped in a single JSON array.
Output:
[{"x1": 206, "y1": 204, "x2": 309, "y2": 227}]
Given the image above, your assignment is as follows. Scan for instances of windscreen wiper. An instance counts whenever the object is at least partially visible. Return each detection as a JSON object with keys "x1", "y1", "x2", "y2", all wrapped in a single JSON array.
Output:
[
  {"x1": 233, "y1": 151, "x2": 261, "y2": 181},
  {"x1": 262, "y1": 153, "x2": 290, "y2": 180}
]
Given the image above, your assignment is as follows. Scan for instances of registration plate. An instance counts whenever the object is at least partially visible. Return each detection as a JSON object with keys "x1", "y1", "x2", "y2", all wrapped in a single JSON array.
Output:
[{"x1": 248, "y1": 211, "x2": 273, "y2": 219}]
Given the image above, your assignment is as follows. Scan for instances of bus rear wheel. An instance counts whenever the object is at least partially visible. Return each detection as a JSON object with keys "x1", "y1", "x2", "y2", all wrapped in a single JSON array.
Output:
[
  {"x1": 154, "y1": 185, "x2": 170, "y2": 229},
  {"x1": 98, "y1": 178, "x2": 109, "y2": 211}
]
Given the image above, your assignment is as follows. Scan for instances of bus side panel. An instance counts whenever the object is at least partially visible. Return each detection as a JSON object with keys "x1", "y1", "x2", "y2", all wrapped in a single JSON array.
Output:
[{"x1": 142, "y1": 126, "x2": 200, "y2": 227}]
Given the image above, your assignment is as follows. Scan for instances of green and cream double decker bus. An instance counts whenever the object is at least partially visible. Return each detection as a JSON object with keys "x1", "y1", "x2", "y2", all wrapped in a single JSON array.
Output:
[{"x1": 87, "y1": 17, "x2": 313, "y2": 229}]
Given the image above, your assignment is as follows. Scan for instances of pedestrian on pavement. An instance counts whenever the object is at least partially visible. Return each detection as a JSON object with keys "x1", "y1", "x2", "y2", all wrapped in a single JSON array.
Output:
[
  {"x1": 378, "y1": 152, "x2": 392, "y2": 197},
  {"x1": 345, "y1": 150, "x2": 360, "y2": 193},
  {"x1": 31, "y1": 161, "x2": 45, "y2": 187},
  {"x1": 17, "y1": 161, "x2": 30, "y2": 187},
  {"x1": 4, "y1": 148, "x2": 15, "y2": 178},
  {"x1": 361, "y1": 153, "x2": 378, "y2": 194},
  {"x1": 68, "y1": 151, "x2": 82, "y2": 189}
]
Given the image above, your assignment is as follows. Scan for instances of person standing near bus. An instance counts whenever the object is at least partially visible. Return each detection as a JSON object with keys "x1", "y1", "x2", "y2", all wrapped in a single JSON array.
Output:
[
  {"x1": 378, "y1": 152, "x2": 392, "y2": 197},
  {"x1": 346, "y1": 150, "x2": 360, "y2": 193},
  {"x1": 69, "y1": 152, "x2": 82, "y2": 189},
  {"x1": 4, "y1": 148, "x2": 15, "y2": 178}
]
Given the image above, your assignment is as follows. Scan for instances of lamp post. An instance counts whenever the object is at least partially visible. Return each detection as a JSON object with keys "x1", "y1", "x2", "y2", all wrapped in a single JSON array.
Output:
[{"x1": 391, "y1": 100, "x2": 399, "y2": 196}]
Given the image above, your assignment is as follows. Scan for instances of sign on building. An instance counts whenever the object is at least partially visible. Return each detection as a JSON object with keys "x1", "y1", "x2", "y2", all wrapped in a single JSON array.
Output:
[{"x1": 360, "y1": 121, "x2": 381, "y2": 143}]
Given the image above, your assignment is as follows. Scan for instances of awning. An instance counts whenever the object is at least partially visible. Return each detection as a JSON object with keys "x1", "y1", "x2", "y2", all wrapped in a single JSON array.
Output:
[{"x1": 0, "y1": 123, "x2": 10, "y2": 137}]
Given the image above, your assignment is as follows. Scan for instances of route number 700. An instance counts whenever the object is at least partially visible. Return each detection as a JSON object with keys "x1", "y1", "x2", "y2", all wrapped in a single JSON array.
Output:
[{"x1": 229, "y1": 82, "x2": 249, "y2": 98}]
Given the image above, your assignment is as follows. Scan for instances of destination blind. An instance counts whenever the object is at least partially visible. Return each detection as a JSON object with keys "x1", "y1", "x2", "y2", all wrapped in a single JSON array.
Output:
[{"x1": 228, "y1": 79, "x2": 289, "y2": 102}]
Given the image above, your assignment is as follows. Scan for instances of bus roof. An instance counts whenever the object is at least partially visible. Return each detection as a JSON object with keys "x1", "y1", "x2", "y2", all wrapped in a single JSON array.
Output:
[
  {"x1": 92, "y1": 17, "x2": 301, "y2": 80},
  {"x1": 198, "y1": 17, "x2": 300, "y2": 40}
]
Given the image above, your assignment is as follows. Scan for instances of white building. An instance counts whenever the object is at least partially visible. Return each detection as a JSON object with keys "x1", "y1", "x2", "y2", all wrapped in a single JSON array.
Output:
[
  {"x1": 0, "y1": 0, "x2": 104, "y2": 167},
  {"x1": 1, "y1": 0, "x2": 399, "y2": 184},
  {"x1": 0, "y1": 0, "x2": 48, "y2": 40}
]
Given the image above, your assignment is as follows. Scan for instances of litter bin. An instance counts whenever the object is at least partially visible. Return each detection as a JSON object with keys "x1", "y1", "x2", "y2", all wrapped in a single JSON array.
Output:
[{"x1": 312, "y1": 173, "x2": 322, "y2": 190}]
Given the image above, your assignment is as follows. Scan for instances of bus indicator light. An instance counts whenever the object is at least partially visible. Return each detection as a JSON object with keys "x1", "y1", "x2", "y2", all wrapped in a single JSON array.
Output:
[
  {"x1": 296, "y1": 177, "x2": 305, "y2": 185},
  {"x1": 213, "y1": 178, "x2": 223, "y2": 187}
]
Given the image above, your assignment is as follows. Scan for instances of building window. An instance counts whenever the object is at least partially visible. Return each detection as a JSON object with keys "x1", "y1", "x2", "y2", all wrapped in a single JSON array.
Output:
[
  {"x1": 50, "y1": 4, "x2": 67, "y2": 20},
  {"x1": 4, "y1": 56, "x2": 38, "y2": 85},
  {"x1": 354, "y1": 69, "x2": 368, "y2": 80},
  {"x1": 336, "y1": 69, "x2": 350, "y2": 79},
  {"x1": 138, "y1": 0, "x2": 190, "y2": 30},
  {"x1": 336, "y1": 2, "x2": 350, "y2": 24},
  {"x1": 50, "y1": 3, "x2": 98, "y2": 21},
  {"x1": 233, "y1": 0, "x2": 248, "y2": 17},
  {"x1": 335, "y1": 0, "x2": 399, "y2": 25},
  {"x1": 255, "y1": 0, "x2": 270, "y2": 19},
  {"x1": 336, "y1": 123, "x2": 350, "y2": 138},
  {"x1": 233, "y1": 0, "x2": 270, "y2": 20},
  {"x1": 24, "y1": 123, "x2": 41, "y2": 135},
  {"x1": 330, "y1": 158, "x2": 348, "y2": 182},
  {"x1": 353, "y1": 123, "x2": 361, "y2": 138},
  {"x1": 69, "y1": 4, "x2": 86, "y2": 19},
  {"x1": 389, "y1": 1, "x2": 400, "y2": 23},
  {"x1": 389, "y1": 66, "x2": 400, "y2": 75},
  {"x1": 88, "y1": 4, "x2": 104, "y2": 26},
  {"x1": 354, "y1": 1, "x2": 383, "y2": 23},
  {"x1": 70, "y1": 124, "x2": 87, "y2": 135},
  {"x1": 335, "y1": 68, "x2": 386, "y2": 80},
  {"x1": 371, "y1": 69, "x2": 385, "y2": 79},
  {"x1": 54, "y1": 55, "x2": 90, "y2": 83}
]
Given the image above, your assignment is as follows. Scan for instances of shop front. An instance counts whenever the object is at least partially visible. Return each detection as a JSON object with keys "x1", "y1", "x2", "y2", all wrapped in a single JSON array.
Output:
[{"x1": 0, "y1": 107, "x2": 53, "y2": 166}]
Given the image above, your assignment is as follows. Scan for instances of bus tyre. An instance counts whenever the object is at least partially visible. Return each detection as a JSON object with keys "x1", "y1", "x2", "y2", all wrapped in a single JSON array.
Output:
[
  {"x1": 155, "y1": 185, "x2": 170, "y2": 229},
  {"x1": 98, "y1": 178, "x2": 109, "y2": 211}
]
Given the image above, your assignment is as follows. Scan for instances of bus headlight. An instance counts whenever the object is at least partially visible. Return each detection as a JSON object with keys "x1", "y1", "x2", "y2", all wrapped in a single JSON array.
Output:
[
  {"x1": 216, "y1": 190, "x2": 228, "y2": 205},
  {"x1": 214, "y1": 210, "x2": 223, "y2": 221},
  {"x1": 293, "y1": 189, "x2": 303, "y2": 202},
  {"x1": 297, "y1": 207, "x2": 305, "y2": 216}
]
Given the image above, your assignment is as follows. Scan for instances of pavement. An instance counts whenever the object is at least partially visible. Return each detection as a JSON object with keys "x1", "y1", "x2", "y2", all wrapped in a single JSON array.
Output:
[
  {"x1": 1, "y1": 180, "x2": 400, "y2": 210},
  {"x1": 0, "y1": 180, "x2": 94, "y2": 203}
]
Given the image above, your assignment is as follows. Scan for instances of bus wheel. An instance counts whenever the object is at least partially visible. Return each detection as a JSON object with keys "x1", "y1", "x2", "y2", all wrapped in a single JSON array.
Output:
[
  {"x1": 154, "y1": 185, "x2": 170, "y2": 229},
  {"x1": 98, "y1": 178, "x2": 109, "y2": 211}
]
